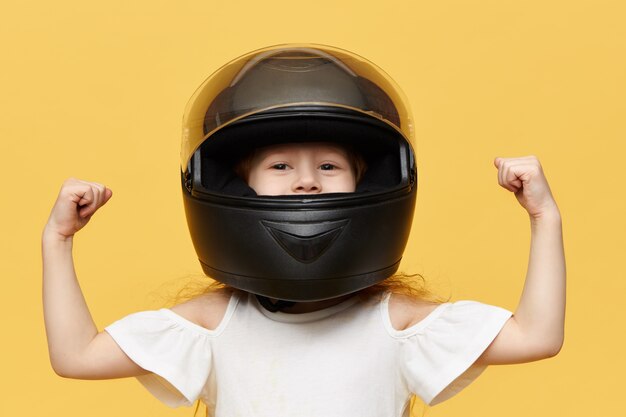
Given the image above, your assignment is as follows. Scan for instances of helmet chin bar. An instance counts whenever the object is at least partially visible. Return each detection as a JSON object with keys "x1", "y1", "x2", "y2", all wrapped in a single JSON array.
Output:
[{"x1": 182, "y1": 173, "x2": 416, "y2": 302}]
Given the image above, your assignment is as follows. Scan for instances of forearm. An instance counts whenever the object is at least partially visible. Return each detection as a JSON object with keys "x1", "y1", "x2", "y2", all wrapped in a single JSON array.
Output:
[
  {"x1": 42, "y1": 229, "x2": 99, "y2": 374},
  {"x1": 513, "y1": 208, "x2": 566, "y2": 354}
]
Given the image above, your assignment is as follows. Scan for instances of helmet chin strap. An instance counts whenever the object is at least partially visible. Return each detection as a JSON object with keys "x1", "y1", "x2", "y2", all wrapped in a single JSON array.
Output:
[{"x1": 255, "y1": 295, "x2": 296, "y2": 312}]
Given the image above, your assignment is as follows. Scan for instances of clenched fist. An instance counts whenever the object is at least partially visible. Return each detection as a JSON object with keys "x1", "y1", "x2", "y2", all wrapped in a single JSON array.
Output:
[
  {"x1": 45, "y1": 178, "x2": 113, "y2": 239},
  {"x1": 494, "y1": 156, "x2": 559, "y2": 220}
]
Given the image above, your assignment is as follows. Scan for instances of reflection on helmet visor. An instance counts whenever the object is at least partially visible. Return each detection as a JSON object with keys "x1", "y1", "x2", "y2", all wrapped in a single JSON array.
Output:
[{"x1": 181, "y1": 44, "x2": 414, "y2": 169}]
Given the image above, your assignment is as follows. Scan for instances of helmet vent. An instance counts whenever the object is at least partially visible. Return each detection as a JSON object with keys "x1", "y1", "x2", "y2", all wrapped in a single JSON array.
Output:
[{"x1": 261, "y1": 219, "x2": 349, "y2": 263}]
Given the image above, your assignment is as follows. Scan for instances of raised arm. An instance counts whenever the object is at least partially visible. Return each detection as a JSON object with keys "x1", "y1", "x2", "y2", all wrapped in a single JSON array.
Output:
[
  {"x1": 477, "y1": 156, "x2": 566, "y2": 365},
  {"x1": 43, "y1": 178, "x2": 148, "y2": 379}
]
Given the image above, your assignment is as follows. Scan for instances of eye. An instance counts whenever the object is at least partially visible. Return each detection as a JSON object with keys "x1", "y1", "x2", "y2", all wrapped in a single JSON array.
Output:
[
  {"x1": 319, "y1": 163, "x2": 337, "y2": 171},
  {"x1": 271, "y1": 163, "x2": 288, "y2": 170}
]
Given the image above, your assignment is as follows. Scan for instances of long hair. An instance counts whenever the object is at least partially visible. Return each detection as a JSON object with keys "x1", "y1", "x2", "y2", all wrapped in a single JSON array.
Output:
[{"x1": 167, "y1": 270, "x2": 445, "y2": 308}]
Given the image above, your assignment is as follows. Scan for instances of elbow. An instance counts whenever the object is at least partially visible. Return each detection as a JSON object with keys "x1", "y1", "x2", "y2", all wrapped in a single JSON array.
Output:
[
  {"x1": 49, "y1": 355, "x2": 82, "y2": 379},
  {"x1": 534, "y1": 335, "x2": 564, "y2": 360},
  {"x1": 51, "y1": 362, "x2": 72, "y2": 379},
  {"x1": 51, "y1": 363, "x2": 91, "y2": 380},
  {"x1": 547, "y1": 330, "x2": 565, "y2": 358},
  {"x1": 545, "y1": 338, "x2": 564, "y2": 358}
]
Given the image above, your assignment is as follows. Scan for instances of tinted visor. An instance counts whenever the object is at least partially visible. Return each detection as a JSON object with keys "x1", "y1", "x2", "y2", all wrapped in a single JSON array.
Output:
[{"x1": 181, "y1": 44, "x2": 414, "y2": 170}]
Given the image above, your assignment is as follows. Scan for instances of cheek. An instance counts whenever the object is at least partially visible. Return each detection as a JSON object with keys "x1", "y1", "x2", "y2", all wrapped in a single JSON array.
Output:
[
  {"x1": 247, "y1": 170, "x2": 266, "y2": 193},
  {"x1": 344, "y1": 169, "x2": 358, "y2": 189},
  {"x1": 346, "y1": 176, "x2": 357, "y2": 192},
  {"x1": 326, "y1": 173, "x2": 357, "y2": 192},
  {"x1": 248, "y1": 171, "x2": 286, "y2": 195}
]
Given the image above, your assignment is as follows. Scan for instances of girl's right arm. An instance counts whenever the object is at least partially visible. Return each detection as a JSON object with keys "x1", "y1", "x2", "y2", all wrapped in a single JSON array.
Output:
[{"x1": 43, "y1": 178, "x2": 149, "y2": 379}]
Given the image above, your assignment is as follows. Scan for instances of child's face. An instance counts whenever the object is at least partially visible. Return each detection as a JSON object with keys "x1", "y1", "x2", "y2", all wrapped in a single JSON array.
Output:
[{"x1": 246, "y1": 142, "x2": 357, "y2": 196}]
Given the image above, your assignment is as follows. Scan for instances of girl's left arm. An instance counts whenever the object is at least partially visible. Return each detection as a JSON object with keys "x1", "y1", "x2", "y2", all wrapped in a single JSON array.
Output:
[{"x1": 477, "y1": 156, "x2": 565, "y2": 365}]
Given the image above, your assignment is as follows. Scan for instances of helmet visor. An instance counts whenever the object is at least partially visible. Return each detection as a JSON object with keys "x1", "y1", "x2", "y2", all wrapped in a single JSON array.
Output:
[{"x1": 181, "y1": 43, "x2": 414, "y2": 169}]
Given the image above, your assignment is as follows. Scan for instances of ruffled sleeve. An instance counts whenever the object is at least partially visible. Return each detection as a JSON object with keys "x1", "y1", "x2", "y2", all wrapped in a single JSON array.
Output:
[
  {"x1": 397, "y1": 301, "x2": 512, "y2": 406},
  {"x1": 104, "y1": 309, "x2": 213, "y2": 407}
]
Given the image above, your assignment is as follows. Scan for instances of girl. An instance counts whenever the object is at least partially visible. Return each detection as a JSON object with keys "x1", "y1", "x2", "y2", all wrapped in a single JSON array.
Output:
[{"x1": 43, "y1": 45, "x2": 565, "y2": 416}]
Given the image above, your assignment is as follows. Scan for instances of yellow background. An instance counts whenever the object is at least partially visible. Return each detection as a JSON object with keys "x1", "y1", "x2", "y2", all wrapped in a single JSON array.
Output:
[{"x1": 1, "y1": 0, "x2": 624, "y2": 416}]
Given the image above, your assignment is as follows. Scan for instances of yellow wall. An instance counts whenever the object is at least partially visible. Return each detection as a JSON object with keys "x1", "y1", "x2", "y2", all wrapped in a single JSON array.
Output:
[{"x1": 1, "y1": 1, "x2": 624, "y2": 416}]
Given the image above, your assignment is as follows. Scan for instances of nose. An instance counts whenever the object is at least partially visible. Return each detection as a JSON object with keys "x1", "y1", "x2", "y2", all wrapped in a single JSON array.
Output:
[{"x1": 292, "y1": 169, "x2": 321, "y2": 194}]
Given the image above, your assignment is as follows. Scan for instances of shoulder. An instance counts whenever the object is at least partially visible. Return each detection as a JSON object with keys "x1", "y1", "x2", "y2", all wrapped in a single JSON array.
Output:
[
  {"x1": 387, "y1": 292, "x2": 442, "y2": 331},
  {"x1": 170, "y1": 288, "x2": 234, "y2": 331}
]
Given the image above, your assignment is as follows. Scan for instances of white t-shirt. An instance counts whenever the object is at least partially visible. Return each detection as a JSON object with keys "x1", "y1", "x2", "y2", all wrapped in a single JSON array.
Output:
[{"x1": 105, "y1": 292, "x2": 511, "y2": 417}]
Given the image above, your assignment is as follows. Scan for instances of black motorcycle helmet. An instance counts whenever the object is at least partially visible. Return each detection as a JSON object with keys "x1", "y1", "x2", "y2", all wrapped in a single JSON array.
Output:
[{"x1": 181, "y1": 44, "x2": 417, "y2": 301}]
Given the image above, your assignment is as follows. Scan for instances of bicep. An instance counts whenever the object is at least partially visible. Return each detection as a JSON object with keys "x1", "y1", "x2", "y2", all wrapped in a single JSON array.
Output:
[
  {"x1": 56, "y1": 331, "x2": 149, "y2": 380},
  {"x1": 475, "y1": 316, "x2": 560, "y2": 366}
]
